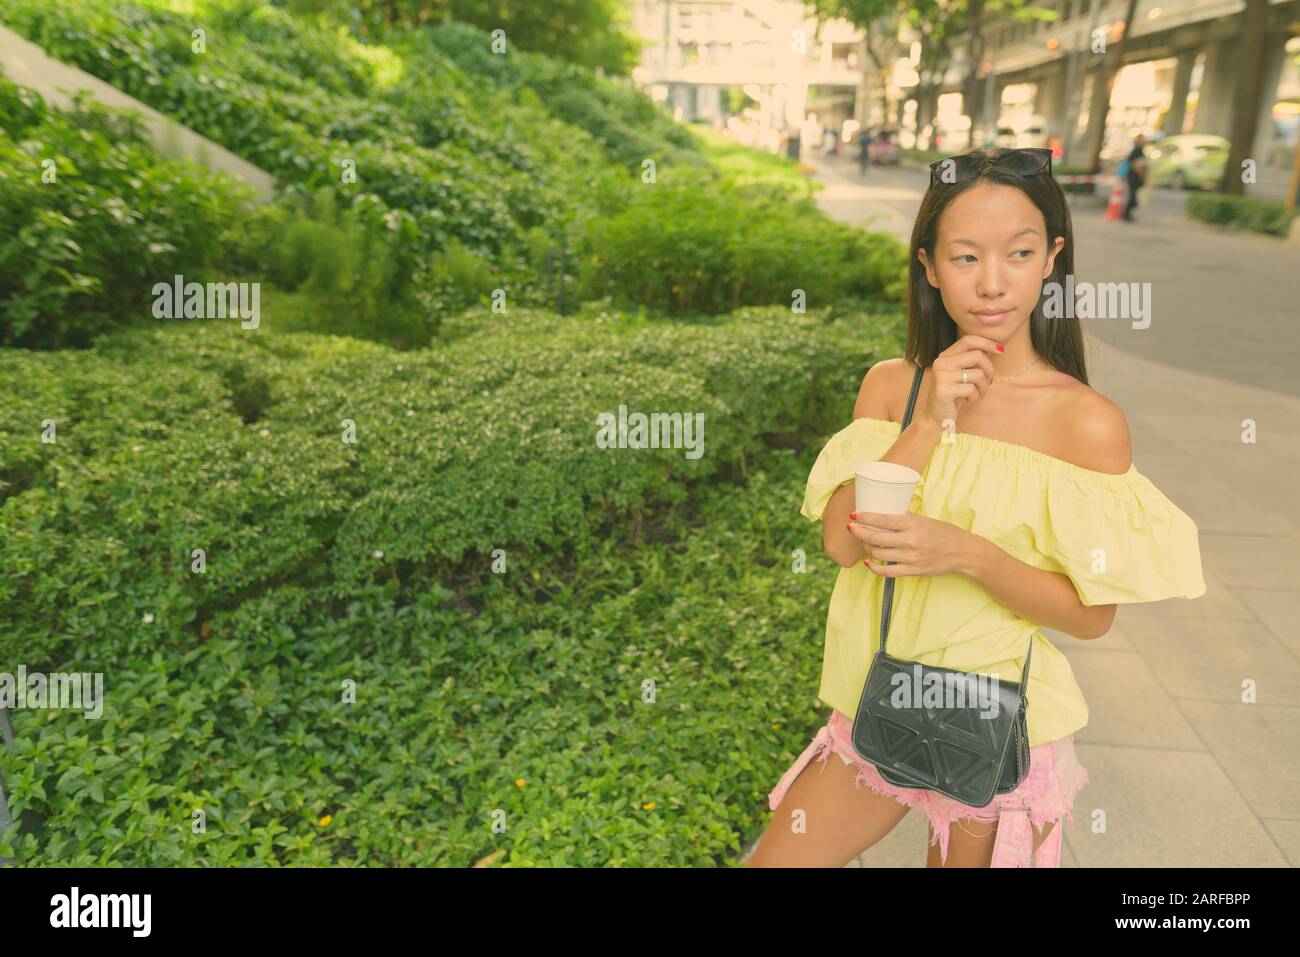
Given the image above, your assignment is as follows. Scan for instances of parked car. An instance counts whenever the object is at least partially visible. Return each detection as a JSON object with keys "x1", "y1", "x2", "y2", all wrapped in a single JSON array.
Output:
[
  {"x1": 868, "y1": 128, "x2": 900, "y2": 165},
  {"x1": 995, "y1": 114, "x2": 1049, "y2": 149},
  {"x1": 1145, "y1": 134, "x2": 1229, "y2": 189},
  {"x1": 932, "y1": 116, "x2": 972, "y2": 153},
  {"x1": 1016, "y1": 119, "x2": 1049, "y2": 149}
]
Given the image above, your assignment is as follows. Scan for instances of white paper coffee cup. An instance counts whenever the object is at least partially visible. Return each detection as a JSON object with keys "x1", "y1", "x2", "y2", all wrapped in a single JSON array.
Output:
[{"x1": 853, "y1": 460, "x2": 920, "y2": 530}]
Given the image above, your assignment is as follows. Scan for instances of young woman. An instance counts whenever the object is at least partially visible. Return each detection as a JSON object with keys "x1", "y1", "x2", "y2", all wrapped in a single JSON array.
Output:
[{"x1": 747, "y1": 147, "x2": 1206, "y2": 868}]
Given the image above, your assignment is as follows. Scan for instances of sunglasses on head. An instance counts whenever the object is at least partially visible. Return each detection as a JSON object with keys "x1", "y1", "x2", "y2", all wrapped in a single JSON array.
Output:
[{"x1": 928, "y1": 147, "x2": 1053, "y2": 187}]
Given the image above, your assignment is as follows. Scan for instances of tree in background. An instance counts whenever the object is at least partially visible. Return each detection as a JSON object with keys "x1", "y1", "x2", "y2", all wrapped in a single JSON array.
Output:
[
  {"x1": 906, "y1": 0, "x2": 964, "y2": 141},
  {"x1": 281, "y1": 0, "x2": 642, "y2": 75},
  {"x1": 1220, "y1": 0, "x2": 1271, "y2": 196},
  {"x1": 811, "y1": 0, "x2": 1047, "y2": 145},
  {"x1": 1079, "y1": 0, "x2": 1139, "y2": 173},
  {"x1": 809, "y1": 0, "x2": 903, "y2": 127},
  {"x1": 962, "y1": 0, "x2": 1056, "y2": 146}
]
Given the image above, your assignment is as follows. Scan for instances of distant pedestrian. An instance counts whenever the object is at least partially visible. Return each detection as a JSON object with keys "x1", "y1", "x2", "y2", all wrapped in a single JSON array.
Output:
[
  {"x1": 857, "y1": 130, "x2": 870, "y2": 177},
  {"x1": 1121, "y1": 133, "x2": 1148, "y2": 222}
]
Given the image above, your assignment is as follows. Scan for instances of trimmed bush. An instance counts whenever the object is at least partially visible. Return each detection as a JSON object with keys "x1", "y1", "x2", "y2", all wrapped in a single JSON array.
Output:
[
  {"x1": 1186, "y1": 192, "x2": 1299, "y2": 237},
  {"x1": 687, "y1": 123, "x2": 820, "y2": 200},
  {"x1": 578, "y1": 169, "x2": 908, "y2": 314},
  {"x1": 0, "y1": 0, "x2": 909, "y2": 341},
  {"x1": 1, "y1": 303, "x2": 902, "y2": 670},
  {"x1": 0, "y1": 443, "x2": 873, "y2": 866},
  {"x1": 0, "y1": 77, "x2": 262, "y2": 348},
  {"x1": 0, "y1": 302, "x2": 907, "y2": 866}
]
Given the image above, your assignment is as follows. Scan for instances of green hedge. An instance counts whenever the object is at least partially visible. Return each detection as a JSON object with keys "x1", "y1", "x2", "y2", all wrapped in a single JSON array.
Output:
[
  {"x1": 0, "y1": 0, "x2": 631, "y2": 260},
  {"x1": 0, "y1": 75, "x2": 264, "y2": 348},
  {"x1": 0, "y1": 303, "x2": 905, "y2": 865},
  {"x1": 0, "y1": 447, "x2": 857, "y2": 866},
  {"x1": 0, "y1": 0, "x2": 908, "y2": 344},
  {"x1": 901, "y1": 146, "x2": 945, "y2": 165},
  {"x1": 404, "y1": 20, "x2": 701, "y2": 169},
  {"x1": 578, "y1": 169, "x2": 908, "y2": 314},
  {"x1": 688, "y1": 124, "x2": 820, "y2": 200},
  {"x1": 0, "y1": 69, "x2": 451, "y2": 350},
  {"x1": 1186, "y1": 192, "x2": 1299, "y2": 237},
  {"x1": 0, "y1": 304, "x2": 901, "y2": 670}
]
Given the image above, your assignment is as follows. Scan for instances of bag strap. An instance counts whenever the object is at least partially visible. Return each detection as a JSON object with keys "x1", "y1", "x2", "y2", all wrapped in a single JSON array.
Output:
[
  {"x1": 876, "y1": 362, "x2": 1033, "y2": 690},
  {"x1": 877, "y1": 362, "x2": 923, "y2": 656}
]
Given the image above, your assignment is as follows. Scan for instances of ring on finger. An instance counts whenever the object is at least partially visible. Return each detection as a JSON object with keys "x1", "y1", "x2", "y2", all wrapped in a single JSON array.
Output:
[{"x1": 868, "y1": 547, "x2": 907, "y2": 561}]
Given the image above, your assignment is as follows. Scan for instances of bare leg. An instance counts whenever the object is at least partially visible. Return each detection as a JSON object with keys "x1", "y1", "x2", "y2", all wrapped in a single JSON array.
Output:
[
  {"x1": 926, "y1": 816, "x2": 998, "y2": 867},
  {"x1": 747, "y1": 753, "x2": 913, "y2": 868},
  {"x1": 925, "y1": 816, "x2": 1058, "y2": 867}
]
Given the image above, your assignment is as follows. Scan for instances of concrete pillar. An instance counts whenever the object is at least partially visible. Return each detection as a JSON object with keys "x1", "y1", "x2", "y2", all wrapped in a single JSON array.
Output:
[
  {"x1": 992, "y1": 75, "x2": 1009, "y2": 127},
  {"x1": 1034, "y1": 61, "x2": 1070, "y2": 141},
  {"x1": 1076, "y1": 66, "x2": 1110, "y2": 167},
  {"x1": 785, "y1": 79, "x2": 809, "y2": 132},
  {"x1": 695, "y1": 84, "x2": 723, "y2": 125},
  {"x1": 1192, "y1": 38, "x2": 1235, "y2": 137},
  {"x1": 1163, "y1": 49, "x2": 1196, "y2": 136},
  {"x1": 671, "y1": 84, "x2": 694, "y2": 120},
  {"x1": 757, "y1": 83, "x2": 774, "y2": 135},
  {"x1": 915, "y1": 87, "x2": 937, "y2": 138},
  {"x1": 1254, "y1": 32, "x2": 1291, "y2": 165},
  {"x1": 854, "y1": 69, "x2": 869, "y2": 128},
  {"x1": 974, "y1": 72, "x2": 1000, "y2": 146},
  {"x1": 771, "y1": 83, "x2": 786, "y2": 132}
]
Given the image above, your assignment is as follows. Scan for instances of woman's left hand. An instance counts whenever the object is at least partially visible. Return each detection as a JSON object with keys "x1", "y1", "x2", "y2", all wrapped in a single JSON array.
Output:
[{"x1": 849, "y1": 510, "x2": 982, "y2": 578}]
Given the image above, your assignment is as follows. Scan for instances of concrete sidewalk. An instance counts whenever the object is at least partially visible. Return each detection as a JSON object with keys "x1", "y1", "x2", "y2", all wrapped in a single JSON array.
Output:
[{"x1": 790, "y1": 151, "x2": 1300, "y2": 867}]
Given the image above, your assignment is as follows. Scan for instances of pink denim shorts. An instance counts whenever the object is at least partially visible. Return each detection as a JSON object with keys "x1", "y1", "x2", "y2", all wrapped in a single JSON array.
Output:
[{"x1": 768, "y1": 710, "x2": 1089, "y2": 867}]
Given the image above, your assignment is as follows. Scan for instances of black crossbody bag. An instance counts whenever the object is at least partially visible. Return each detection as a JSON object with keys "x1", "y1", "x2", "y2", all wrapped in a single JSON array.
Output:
[{"x1": 849, "y1": 362, "x2": 1032, "y2": 808}]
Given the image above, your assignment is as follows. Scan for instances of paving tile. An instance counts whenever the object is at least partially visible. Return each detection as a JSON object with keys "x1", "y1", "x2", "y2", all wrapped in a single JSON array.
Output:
[
  {"x1": 1060, "y1": 836, "x2": 1079, "y2": 867},
  {"x1": 1121, "y1": 616, "x2": 1300, "y2": 706},
  {"x1": 1260, "y1": 820, "x2": 1300, "y2": 867},
  {"x1": 1056, "y1": 646, "x2": 1202, "y2": 749},
  {"x1": 1180, "y1": 701, "x2": 1300, "y2": 821},
  {"x1": 1066, "y1": 744, "x2": 1286, "y2": 866},
  {"x1": 851, "y1": 805, "x2": 928, "y2": 867},
  {"x1": 1117, "y1": 569, "x2": 1254, "y2": 622},
  {"x1": 1199, "y1": 532, "x2": 1300, "y2": 590},
  {"x1": 1124, "y1": 424, "x2": 1186, "y2": 459},
  {"x1": 1128, "y1": 468, "x2": 1294, "y2": 536},
  {"x1": 1232, "y1": 587, "x2": 1300, "y2": 659}
]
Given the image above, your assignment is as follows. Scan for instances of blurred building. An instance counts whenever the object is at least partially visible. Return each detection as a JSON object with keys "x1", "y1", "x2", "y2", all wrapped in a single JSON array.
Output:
[
  {"x1": 628, "y1": 0, "x2": 1298, "y2": 170},
  {"x1": 920, "y1": 0, "x2": 1300, "y2": 167},
  {"x1": 628, "y1": 1, "x2": 872, "y2": 152}
]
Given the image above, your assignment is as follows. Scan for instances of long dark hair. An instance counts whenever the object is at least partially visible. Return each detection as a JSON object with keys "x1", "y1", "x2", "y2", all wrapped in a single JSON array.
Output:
[{"x1": 904, "y1": 148, "x2": 1088, "y2": 385}]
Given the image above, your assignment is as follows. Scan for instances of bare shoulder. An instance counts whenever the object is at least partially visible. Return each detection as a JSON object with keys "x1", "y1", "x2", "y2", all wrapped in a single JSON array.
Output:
[
  {"x1": 853, "y1": 357, "x2": 917, "y2": 422},
  {"x1": 1057, "y1": 383, "x2": 1133, "y2": 474}
]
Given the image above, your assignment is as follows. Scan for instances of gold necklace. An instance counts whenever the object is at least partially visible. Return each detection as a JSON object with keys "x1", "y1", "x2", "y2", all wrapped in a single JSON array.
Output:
[{"x1": 993, "y1": 357, "x2": 1042, "y2": 383}]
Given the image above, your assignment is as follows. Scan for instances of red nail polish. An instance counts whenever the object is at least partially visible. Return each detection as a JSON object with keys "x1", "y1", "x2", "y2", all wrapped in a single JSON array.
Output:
[
  {"x1": 996, "y1": 344, "x2": 1005, "y2": 353},
  {"x1": 849, "y1": 511, "x2": 856, "y2": 519},
  {"x1": 846, "y1": 523, "x2": 853, "y2": 531}
]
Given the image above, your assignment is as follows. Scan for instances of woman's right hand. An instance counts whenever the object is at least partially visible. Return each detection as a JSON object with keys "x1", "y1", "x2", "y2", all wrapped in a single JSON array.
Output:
[{"x1": 918, "y1": 335, "x2": 1002, "y2": 431}]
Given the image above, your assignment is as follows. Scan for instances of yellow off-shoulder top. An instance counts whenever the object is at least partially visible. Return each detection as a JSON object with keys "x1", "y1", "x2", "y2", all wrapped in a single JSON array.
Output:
[{"x1": 801, "y1": 416, "x2": 1207, "y2": 748}]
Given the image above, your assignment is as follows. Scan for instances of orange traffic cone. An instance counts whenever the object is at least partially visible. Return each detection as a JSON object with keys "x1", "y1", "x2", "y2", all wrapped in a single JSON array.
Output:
[{"x1": 1103, "y1": 176, "x2": 1128, "y2": 221}]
